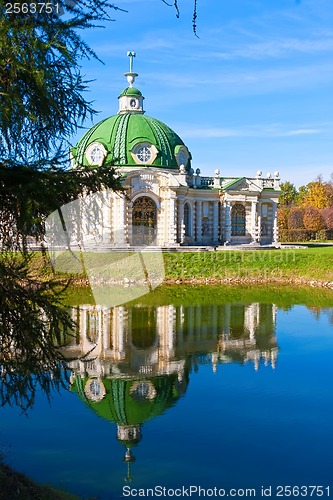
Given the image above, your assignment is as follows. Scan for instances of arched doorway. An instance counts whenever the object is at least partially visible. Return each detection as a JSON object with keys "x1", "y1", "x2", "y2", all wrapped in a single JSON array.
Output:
[
  {"x1": 231, "y1": 203, "x2": 246, "y2": 236},
  {"x1": 132, "y1": 196, "x2": 157, "y2": 245}
]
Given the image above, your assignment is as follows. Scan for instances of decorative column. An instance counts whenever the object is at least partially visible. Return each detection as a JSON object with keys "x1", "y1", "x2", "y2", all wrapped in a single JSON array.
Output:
[
  {"x1": 178, "y1": 197, "x2": 185, "y2": 244},
  {"x1": 167, "y1": 305, "x2": 176, "y2": 357},
  {"x1": 251, "y1": 200, "x2": 258, "y2": 243},
  {"x1": 192, "y1": 202, "x2": 196, "y2": 242},
  {"x1": 168, "y1": 195, "x2": 177, "y2": 246},
  {"x1": 113, "y1": 306, "x2": 126, "y2": 359},
  {"x1": 257, "y1": 202, "x2": 262, "y2": 244},
  {"x1": 158, "y1": 198, "x2": 166, "y2": 246},
  {"x1": 101, "y1": 191, "x2": 111, "y2": 244},
  {"x1": 224, "y1": 201, "x2": 231, "y2": 244},
  {"x1": 115, "y1": 196, "x2": 127, "y2": 245},
  {"x1": 102, "y1": 307, "x2": 110, "y2": 351},
  {"x1": 127, "y1": 202, "x2": 133, "y2": 246},
  {"x1": 272, "y1": 201, "x2": 279, "y2": 244},
  {"x1": 213, "y1": 200, "x2": 219, "y2": 244},
  {"x1": 196, "y1": 200, "x2": 202, "y2": 243},
  {"x1": 244, "y1": 303, "x2": 259, "y2": 340}
]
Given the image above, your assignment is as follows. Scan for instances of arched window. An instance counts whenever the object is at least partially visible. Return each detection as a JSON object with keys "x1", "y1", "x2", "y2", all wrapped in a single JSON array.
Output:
[
  {"x1": 231, "y1": 203, "x2": 246, "y2": 236},
  {"x1": 132, "y1": 196, "x2": 157, "y2": 245},
  {"x1": 184, "y1": 202, "x2": 191, "y2": 236}
]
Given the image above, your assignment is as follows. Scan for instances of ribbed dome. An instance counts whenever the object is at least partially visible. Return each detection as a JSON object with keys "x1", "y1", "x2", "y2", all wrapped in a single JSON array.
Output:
[
  {"x1": 72, "y1": 375, "x2": 185, "y2": 425},
  {"x1": 72, "y1": 113, "x2": 191, "y2": 170},
  {"x1": 119, "y1": 86, "x2": 142, "y2": 97}
]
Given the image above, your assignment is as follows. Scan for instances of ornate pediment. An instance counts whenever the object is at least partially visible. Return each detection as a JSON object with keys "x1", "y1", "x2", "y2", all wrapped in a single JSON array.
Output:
[
  {"x1": 131, "y1": 173, "x2": 160, "y2": 194},
  {"x1": 225, "y1": 177, "x2": 261, "y2": 193}
]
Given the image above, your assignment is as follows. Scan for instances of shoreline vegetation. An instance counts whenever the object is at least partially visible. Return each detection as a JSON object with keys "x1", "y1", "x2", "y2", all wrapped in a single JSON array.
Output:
[
  {"x1": 0, "y1": 463, "x2": 81, "y2": 500},
  {"x1": 25, "y1": 246, "x2": 333, "y2": 290}
]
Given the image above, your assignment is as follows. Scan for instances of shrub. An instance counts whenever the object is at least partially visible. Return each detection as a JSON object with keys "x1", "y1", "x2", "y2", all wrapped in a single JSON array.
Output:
[{"x1": 279, "y1": 229, "x2": 315, "y2": 242}]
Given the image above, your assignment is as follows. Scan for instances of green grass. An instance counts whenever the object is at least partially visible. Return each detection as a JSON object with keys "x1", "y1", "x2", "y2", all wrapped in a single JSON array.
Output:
[
  {"x1": 162, "y1": 247, "x2": 333, "y2": 281},
  {"x1": 15, "y1": 246, "x2": 333, "y2": 285}
]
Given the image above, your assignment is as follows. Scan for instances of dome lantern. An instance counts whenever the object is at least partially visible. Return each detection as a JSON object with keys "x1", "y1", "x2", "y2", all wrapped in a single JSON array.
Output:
[{"x1": 118, "y1": 51, "x2": 145, "y2": 115}]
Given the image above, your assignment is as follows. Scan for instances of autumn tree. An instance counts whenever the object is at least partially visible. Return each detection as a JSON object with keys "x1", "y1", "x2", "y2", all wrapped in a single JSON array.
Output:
[
  {"x1": 322, "y1": 207, "x2": 333, "y2": 230},
  {"x1": 277, "y1": 206, "x2": 289, "y2": 231},
  {"x1": 303, "y1": 207, "x2": 325, "y2": 232},
  {"x1": 287, "y1": 207, "x2": 304, "y2": 229},
  {"x1": 301, "y1": 180, "x2": 331, "y2": 209},
  {"x1": 324, "y1": 178, "x2": 333, "y2": 207}
]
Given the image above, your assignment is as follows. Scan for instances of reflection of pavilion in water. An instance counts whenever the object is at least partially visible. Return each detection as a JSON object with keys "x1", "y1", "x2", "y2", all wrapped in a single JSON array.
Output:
[
  {"x1": 65, "y1": 302, "x2": 278, "y2": 479},
  {"x1": 67, "y1": 302, "x2": 278, "y2": 375}
]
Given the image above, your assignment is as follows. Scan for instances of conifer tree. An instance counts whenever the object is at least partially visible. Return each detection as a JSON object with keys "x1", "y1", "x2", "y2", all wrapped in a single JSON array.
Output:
[
  {"x1": 0, "y1": 2, "x2": 124, "y2": 357},
  {"x1": 0, "y1": 0, "x2": 124, "y2": 248}
]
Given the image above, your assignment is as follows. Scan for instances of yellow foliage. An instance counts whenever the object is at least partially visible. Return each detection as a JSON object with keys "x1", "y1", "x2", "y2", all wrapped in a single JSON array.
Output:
[{"x1": 302, "y1": 181, "x2": 330, "y2": 209}]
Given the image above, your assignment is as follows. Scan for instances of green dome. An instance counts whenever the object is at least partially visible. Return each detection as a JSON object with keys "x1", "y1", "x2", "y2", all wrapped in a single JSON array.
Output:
[
  {"x1": 72, "y1": 113, "x2": 191, "y2": 170},
  {"x1": 72, "y1": 374, "x2": 188, "y2": 426},
  {"x1": 119, "y1": 87, "x2": 142, "y2": 97}
]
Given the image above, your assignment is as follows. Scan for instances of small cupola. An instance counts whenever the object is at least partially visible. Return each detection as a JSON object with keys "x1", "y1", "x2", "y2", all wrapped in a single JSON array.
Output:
[{"x1": 118, "y1": 51, "x2": 145, "y2": 114}]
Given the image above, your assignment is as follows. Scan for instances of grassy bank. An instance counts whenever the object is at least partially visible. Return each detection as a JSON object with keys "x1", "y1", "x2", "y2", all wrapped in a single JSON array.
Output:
[
  {"x1": 26, "y1": 247, "x2": 333, "y2": 286},
  {"x1": 64, "y1": 283, "x2": 333, "y2": 308},
  {"x1": 163, "y1": 247, "x2": 333, "y2": 284}
]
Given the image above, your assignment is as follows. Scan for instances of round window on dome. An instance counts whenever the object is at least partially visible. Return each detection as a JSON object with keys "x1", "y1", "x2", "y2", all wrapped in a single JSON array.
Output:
[
  {"x1": 84, "y1": 377, "x2": 106, "y2": 402},
  {"x1": 131, "y1": 143, "x2": 158, "y2": 165},
  {"x1": 130, "y1": 380, "x2": 157, "y2": 401},
  {"x1": 85, "y1": 142, "x2": 107, "y2": 166},
  {"x1": 137, "y1": 146, "x2": 152, "y2": 163}
]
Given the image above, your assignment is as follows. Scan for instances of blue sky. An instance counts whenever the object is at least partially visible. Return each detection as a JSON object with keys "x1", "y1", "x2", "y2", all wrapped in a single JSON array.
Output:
[{"x1": 76, "y1": 0, "x2": 333, "y2": 187}]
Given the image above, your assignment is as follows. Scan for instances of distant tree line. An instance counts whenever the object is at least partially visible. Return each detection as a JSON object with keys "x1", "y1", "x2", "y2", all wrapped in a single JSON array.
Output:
[{"x1": 278, "y1": 176, "x2": 333, "y2": 242}]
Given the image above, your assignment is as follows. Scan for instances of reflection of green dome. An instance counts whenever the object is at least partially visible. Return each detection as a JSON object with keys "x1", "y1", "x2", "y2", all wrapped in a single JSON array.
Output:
[
  {"x1": 73, "y1": 374, "x2": 187, "y2": 426},
  {"x1": 72, "y1": 113, "x2": 190, "y2": 170}
]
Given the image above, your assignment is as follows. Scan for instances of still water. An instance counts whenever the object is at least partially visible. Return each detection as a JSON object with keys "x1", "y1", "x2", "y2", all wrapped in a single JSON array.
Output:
[{"x1": 1, "y1": 287, "x2": 333, "y2": 499}]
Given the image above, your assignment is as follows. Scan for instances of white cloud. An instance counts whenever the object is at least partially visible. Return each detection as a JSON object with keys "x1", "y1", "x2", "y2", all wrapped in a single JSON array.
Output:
[
  {"x1": 285, "y1": 129, "x2": 321, "y2": 136},
  {"x1": 206, "y1": 36, "x2": 333, "y2": 61},
  {"x1": 179, "y1": 124, "x2": 327, "y2": 140}
]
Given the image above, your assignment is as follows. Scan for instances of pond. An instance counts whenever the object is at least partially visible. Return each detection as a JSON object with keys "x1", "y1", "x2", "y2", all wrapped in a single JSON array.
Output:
[{"x1": 1, "y1": 286, "x2": 333, "y2": 499}]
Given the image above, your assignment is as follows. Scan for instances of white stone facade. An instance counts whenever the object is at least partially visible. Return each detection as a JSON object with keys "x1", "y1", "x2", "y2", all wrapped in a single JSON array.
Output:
[{"x1": 80, "y1": 167, "x2": 281, "y2": 248}]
